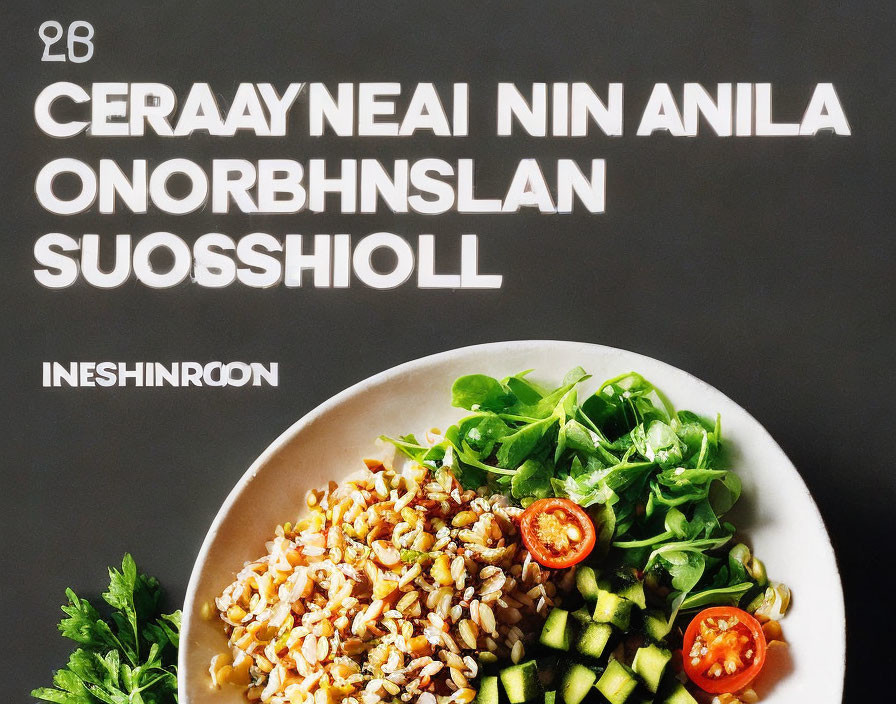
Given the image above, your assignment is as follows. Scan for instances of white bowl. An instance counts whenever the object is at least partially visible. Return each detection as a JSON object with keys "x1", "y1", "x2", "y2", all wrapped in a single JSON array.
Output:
[{"x1": 180, "y1": 341, "x2": 845, "y2": 704}]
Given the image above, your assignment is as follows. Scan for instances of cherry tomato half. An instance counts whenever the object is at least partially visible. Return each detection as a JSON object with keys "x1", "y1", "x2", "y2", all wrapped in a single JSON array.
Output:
[
  {"x1": 682, "y1": 606, "x2": 767, "y2": 694},
  {"x1": 519, "y1": 498, "x2": 596, "y2": 568}
]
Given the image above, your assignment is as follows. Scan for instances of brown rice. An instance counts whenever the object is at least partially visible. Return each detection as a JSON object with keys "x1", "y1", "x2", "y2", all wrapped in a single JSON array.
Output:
[{"x1": 210, "y1": 447, "x2": 571, "y2": 704}]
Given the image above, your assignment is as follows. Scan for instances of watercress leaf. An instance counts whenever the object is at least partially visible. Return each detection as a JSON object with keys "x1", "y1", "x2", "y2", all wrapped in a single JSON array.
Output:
[
  {"x1": 554, "y1": 420, "x2": 569, "y2": 463},
  {"x1": 378, "y1": 434, "x2": 428, "y2": 463},
  {"x1": 552, "y1": 474, "x2": 617, "y2": 508},
  {"x1": 573, "y1": 404, "x2": 607, "y2": 439},
  {"x1": 664, "y1": 508, "x2": 689, "y2": 538},
  {"x1": 693, "y1": 430, "x2": 710, "y2": 469},
  {"x1": 658, "y1": 467, "x2": 726, "y2": 487},
  {"x1": 601, "y1": 461, "x2": 655, "y2": 493},
  {"x1": 458, "y1": 438, "x2": 479, "y2": 461},
  {"x1": 628, "y1": 425, "x2": 646, "y2": 461},
  {"x1": 581, "y1": 392, "x2": 621, "y2": 431},
  {"x1": 597, "y1": 374, "x2": 668, "y2": 431},
  {"x1": 510, "y1": 459, "x2": 553, "y2": 499},
  {"x1": 707, "y1": 564, "x2": 731, "y2": 589},
  {"x1": 674, "y1": 417, "x2": 710, "y2": 460},
  {"x1": 613, "y1": 531, "x2": 675, "y2": 549},
  {"x1": 529, "y1": 379, "x2": 587, "y2": 419},
  {"x1": 676, "y1": 410, "x2": 710, "y2": 428},
  {"x1": 155, "y1": 671, "x2": 178, "y2": 694},
  {"x1": 561, "y1": 388, "x2": 578, "y2": 423},
  {"x1": 143, "y1": 642, "x2": 162, "y2": 671},
  {"x1": 562, "y1": 419, "x2": 603, "y2": 455},
  {"x1": 708, "y1": 471, "x2": 742, "y2": 515},
  {"x1": 658, "y1": 551, "x2": 705, "y2": 593},
  {"x1": 679, "y1": 582, "x2": 753, "y2": 611},
  {"x1": 646, "y1": 536, "x2": 734, "y2": 571},
  {"x1": 421, "y1": 443, "x2": 447, "y2": 471},
  {"x1": 461, "y1": 414, "x2": 512, "y2": 452},
  {"x1": 638, "y1": 421, "x2": 684, "y2": 467},
  {"x1": 451, "y1": 460, "x2": 488, "y2": 490},
  {"x1": 451, "y1": 374, "x2": 511, "y2": 411},
  {"x1": 569, "y1": 455, "x2": 589, "y2": 479},
  {"x1": 504, "y1": 372, "x2": 544, "y2": 405},
  {"x1": 691, "y1": 499, "x2": 722, "y2": 539},
  {"x1": 447, "y1": 436, "x2": 515, "y2": 476},
  {"x1": 608, "y1": 433, "x2": 635, "y2": 454},
  {"x1": 562, "y1": 366, "x2": 590, "y2": 386},
  {"x1": 727, "y1": 547, "x2": 750, "y2": 584},
  {"x1": 496, "y1": 416, "x2": 556, "y2": 468},
  {"x1": 598, "y1": 372, "x2": 650, "y2": 397},
  {"x1": 650, "y1": 483, "x2": 706, "y2": 509}
]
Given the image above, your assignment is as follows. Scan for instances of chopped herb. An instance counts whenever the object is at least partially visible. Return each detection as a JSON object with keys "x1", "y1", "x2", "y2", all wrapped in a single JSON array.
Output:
[
  {"x1": 400, "y1": 549, "x2": 438, "y2": 564},
  {"x1": 32, "y1": 554, "x2": 180, "y2": 704}
]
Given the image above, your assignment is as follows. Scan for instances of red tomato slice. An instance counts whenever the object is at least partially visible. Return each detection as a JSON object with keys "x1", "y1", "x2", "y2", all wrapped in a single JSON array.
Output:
[
  {"x1": 519, "y1": 498, "x2": 596, "y2": 568},
  {"x1": 682, "y1": 606, "x2": 767, "y2": 694}
]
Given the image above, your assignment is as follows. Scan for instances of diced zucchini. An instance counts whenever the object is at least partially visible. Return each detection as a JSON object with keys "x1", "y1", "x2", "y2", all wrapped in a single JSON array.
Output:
[
  {"x1": 631, "y1": 644, "x2": 671, "y2": 694},
  {"x1": 500, "y1": 660, "x2": 542, "y2": 704},
  {"x1": 476, "y1": 675, "x2": 500, "y2": 704},
  {"x1": 593, "y1": 590, "x2": 633, "y2": 631},
  {"x1": 559, "y1": 663, "x2": 597, "y2": 704},
  {"x1": 575, "y1": 566, "x2": 601, "y2": 601},
  {"x1": 544, "y1": 691, "x2": 556, "y2": 704},
  {"x1": 574, "y1": 621, "x2": 613, "y2": 659},
  {"x1": 595, "y1": 660, "x2": 639, "y2": 704},
  {"x1": 539, "y1": 608, "x2": 571, "y2": 651},
  {"x1": 642, "y1": 610, "x2": 671, "y2": 642},
  {"x1": 617, "y1": 580, "x2": 646, "y2": 610},
  {"x1": 570, "y1": 606, "x2": 592, "y2": 624},
  {"x1": 659, "y1": 681, "x2": 698, "y2": 704}
]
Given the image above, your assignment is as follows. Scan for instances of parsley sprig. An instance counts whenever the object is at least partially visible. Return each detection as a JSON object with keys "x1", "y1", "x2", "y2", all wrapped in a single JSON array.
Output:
[{"x1": 32, "y1": 554, "x2": 181, "y2": 704}]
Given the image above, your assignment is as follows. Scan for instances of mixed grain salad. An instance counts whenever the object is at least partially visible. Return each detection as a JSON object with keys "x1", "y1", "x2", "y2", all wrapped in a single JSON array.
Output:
[{"x1": 210, "y1": 370, "x2": 791, "y2": 704}]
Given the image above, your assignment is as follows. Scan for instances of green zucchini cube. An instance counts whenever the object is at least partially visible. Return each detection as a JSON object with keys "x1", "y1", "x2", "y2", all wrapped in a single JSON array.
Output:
[
  {"x1": 592, "y1": 590, "x2": 633, "y2": 631},
  {"x1": 595, "y1": 659, "x2": 638, "y2": 704},
  {"x1": 560, "y1": 663, "x2": 597, "y2": 704},
  {"x1": 632, "y1": 644, "x2": 672, "y2": 693}
]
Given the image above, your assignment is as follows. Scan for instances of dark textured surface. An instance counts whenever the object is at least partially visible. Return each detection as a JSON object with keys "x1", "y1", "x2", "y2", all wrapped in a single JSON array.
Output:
[{"x1": 2, "y1": 2, "x2": 893, "y2": 701}]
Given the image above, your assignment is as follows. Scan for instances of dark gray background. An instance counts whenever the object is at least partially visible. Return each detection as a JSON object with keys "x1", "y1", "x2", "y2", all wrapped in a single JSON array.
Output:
[{"x1": 2, "y1": 1, "x2": 893, "y2": 700}]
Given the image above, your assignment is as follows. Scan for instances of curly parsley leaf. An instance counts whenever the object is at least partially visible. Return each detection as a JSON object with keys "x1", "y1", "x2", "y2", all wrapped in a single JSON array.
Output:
[{"x1": 32, "y1": 554, "x2": 180, "y2": 704}]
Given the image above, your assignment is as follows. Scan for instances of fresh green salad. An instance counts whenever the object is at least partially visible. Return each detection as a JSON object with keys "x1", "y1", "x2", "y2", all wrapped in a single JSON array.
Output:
[{"x1": 386, "y1": 368, "x2": 790, "y2": 703}]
